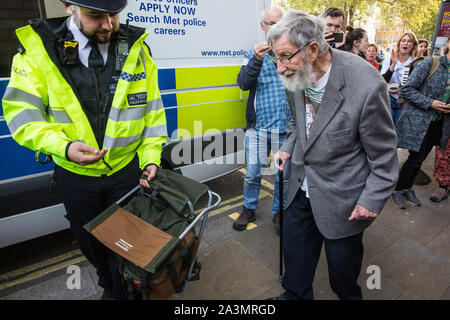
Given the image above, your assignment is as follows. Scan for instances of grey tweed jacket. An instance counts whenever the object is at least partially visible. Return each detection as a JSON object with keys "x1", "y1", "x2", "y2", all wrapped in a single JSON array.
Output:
[
  {"x1": 281, "y1": 49, "x2": 398, "y2": 240},
  {"x1": 397, "y1": 56, "x2": 450, "y2": 152}
]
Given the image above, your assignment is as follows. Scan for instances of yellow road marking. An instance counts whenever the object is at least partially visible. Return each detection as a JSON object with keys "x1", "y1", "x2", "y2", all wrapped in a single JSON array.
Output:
[
  {"x1": 238, "y1": 168, "x2": 276, "y2": 191},
  {"x1": 195, "y1": 194, "x2": 244, "y2": 215},
  {"x1": 0, "y1": 249, "x2": 82, "y2": 281},
  {"x1": 228, "y1": 212, "x2": 257, "y2": 230},
  {"x1": 261, "y1": 179, "x2": 275, "y2": 191},
  {"x1": 201, "y1": 188, "x2": 272, "y2": 219},
  {"x1": 0, "y1": 255, "x2": 86, "y2": 291}
]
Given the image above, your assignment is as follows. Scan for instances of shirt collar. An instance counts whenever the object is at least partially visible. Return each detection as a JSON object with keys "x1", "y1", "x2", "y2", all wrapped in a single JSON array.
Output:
[
  {"x1": 68, "y1": 16, "x2": 109, "y2": 52},
  {"x1": 68, "y1": 16, "x2": 90, "y2": 50}
]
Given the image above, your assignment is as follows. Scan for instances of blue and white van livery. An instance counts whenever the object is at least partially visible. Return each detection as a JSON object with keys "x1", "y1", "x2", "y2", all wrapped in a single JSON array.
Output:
[{"x1": 0, "y1": 0, "x2": 272, "y2": 247}]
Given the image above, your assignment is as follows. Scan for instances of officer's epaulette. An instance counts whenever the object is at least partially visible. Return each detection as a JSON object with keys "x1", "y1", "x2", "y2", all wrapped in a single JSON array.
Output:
[{"x1": 18, "y1": 42, "x2": 25, "y2": 54}]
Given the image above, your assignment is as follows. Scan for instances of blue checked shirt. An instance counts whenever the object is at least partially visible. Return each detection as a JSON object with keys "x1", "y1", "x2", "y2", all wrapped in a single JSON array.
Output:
[{"x1": 244, "y1": 49, "x2": 290, "y2": 132}]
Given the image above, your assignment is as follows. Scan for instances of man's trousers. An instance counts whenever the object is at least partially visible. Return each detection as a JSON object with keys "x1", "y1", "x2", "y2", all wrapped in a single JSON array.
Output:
[{"x1": 282, "y1": 189, "x2": 364, "y2": 300}]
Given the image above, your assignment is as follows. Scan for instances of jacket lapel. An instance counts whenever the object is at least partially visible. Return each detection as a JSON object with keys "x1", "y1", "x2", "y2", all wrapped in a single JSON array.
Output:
[
  {"x1": 304, "y1": 50, "x2": 345, "y2": 153},
  {"x1": 294, "y1": 89, "x2": 307, "y2": 150}
]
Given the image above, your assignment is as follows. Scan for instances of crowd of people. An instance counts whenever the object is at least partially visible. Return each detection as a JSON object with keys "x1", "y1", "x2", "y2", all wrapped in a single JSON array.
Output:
[{"x1": 235, "y1": 5, "x2": 449, "y2": 231}]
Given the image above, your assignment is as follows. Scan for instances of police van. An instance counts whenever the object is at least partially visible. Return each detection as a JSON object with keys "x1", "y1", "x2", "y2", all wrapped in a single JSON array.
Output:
[{"x1": 0, "y1": 0, "x2": 272, "y2": 248}]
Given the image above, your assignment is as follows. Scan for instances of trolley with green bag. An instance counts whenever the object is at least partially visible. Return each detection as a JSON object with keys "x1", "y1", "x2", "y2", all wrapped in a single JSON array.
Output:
[{"x1": 83, "y1": 168, "x2": 221, "y2": 300}]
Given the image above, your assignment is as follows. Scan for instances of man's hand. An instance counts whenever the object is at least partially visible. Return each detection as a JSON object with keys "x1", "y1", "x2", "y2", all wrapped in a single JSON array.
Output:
[
  {"x1": 139, "y1": 164, "x2": 158, "y2": 189},
  {"x1": 324, "y1": 31, "x2": 345, "y2": 48},
  {"x1": 348, "y1": 204, "x2": 378, "y2": 221},
  {"x1": 273, "y1": 150, "x2": 291, "y2": 171},
  {"x1": 67, "y1": 142, "x2": 108, "y2": 166},
  {"x1": 324, "y1": 31, "x2": 335, "y2": 45},
  {"x1": 254, "y1": 41, "x2": 272, "y2": 62},
  {"x1": 431, "y1": 100, "x2": 450, "y2": 113}
]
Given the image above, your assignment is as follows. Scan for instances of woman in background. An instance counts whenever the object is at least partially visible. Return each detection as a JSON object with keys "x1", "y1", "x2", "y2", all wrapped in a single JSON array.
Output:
[
  {"x1": 381, "y1": 32, "x2": 418, "y2": 124},
  {"x1": 344, "y1": 27, "x2": 369, "y2": 59},
  {"x1": 415, "y1": 39, "x2": 430, "y2": 59},
  {"x1": 366, "y1": 44, "x2": 380, "y2": 70},
  {"x1": 391, "y1": 37, "x2": 450, "y2": 209}
]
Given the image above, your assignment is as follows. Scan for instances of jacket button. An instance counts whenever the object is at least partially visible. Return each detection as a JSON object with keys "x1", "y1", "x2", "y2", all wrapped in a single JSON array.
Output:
[{"x1": 304, "y1": 161, "x2": 309, "y2": 166}]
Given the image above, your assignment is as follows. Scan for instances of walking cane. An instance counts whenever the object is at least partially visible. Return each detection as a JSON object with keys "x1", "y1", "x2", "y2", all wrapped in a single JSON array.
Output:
[{"x1": 277, "y1": 158, "x2": 284, "y2": 282}]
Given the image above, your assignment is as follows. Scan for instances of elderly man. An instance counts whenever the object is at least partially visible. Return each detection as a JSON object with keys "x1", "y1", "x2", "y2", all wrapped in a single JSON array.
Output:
[{"x1": 268, "y1": 11, "x2": 398, "y2": 300}]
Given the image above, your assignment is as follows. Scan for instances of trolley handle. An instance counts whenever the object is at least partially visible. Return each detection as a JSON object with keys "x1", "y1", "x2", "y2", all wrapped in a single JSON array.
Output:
[{"x1": 178, "y1": 191, "x2": 221, "y2": 240}]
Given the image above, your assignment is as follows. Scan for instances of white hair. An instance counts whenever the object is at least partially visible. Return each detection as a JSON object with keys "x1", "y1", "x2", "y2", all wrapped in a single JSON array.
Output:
[{"x1": 267, "y1": 10, "x2": 329, "y2": 55}]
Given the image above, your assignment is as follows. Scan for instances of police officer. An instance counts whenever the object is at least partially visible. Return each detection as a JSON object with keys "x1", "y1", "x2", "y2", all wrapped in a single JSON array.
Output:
[{"x1": 2, "y1": 0, "x2": 168, "y2": 299}]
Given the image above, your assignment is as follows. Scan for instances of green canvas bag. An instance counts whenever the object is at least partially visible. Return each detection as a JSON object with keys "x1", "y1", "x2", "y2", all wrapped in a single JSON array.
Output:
[{"x1": 84, "y1": 168, "x2": 210, "y2": 299}]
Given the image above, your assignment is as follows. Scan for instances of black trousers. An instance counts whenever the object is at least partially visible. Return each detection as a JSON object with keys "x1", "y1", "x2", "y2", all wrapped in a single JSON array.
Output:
[
  {"x1": 53, "y1": 156, "x2": 141, "y2": 300},
  {"x1": 282, "y1": 189, "x2": 364, "y2": 300},
  {"x1": 396, "y1": 118, "x2": 444, "y2": 191}
]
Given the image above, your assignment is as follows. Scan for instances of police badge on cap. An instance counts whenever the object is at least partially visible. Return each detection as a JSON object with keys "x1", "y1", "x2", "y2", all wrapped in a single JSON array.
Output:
[{"x1": 61, "y1": 0, "x2": 128, "y2": 13}]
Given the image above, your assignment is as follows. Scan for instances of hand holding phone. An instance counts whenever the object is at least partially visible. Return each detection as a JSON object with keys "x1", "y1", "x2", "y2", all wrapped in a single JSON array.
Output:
[{"x1": 325, "y1": 32, "x2": 344, "y2": 44}]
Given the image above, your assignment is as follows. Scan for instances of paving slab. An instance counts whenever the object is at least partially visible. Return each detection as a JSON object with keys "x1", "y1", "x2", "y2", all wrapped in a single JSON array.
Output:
[
  {"x1": 255, "y1": 282, "x2": 284, "y2": 300},
  {"x1": 369, "y1": 236, "x2": 450, "y2": 299},
  {"x1": 394, "y1": 288, "x2": 424, "y2": 300},
  {"x1": 234, "y1": 224, "x2": 280, "y2": 276},
  {"x1": 200, "y1": 215, "x2": 245, "y2": 248},
  {"x1": 375, "y1": 202, "x2": 449, "y2": 246},
  {"x1": 172, "y1": 239, "x2": 279, "y2": 300},
  {"x1": 426, "y1": 226, "x2": 450, "y2": 259},
  {"x1": 362, "y1": 221, "x2": 402, "y2": 265},
  {"x1": 360, "y1": 274, "x2": 407, "y2": 300},
  {"x1": 440, "y1": 286, "x2": 450, "y2": 299}
]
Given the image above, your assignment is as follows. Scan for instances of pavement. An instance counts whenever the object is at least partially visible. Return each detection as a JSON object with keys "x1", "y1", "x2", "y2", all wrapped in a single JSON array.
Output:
[{"x1": 0, "y1": 148, "x2": 449, "y2": 300}]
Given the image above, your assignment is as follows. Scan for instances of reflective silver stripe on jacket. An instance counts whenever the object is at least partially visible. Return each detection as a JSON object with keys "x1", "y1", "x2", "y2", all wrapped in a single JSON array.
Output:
[
  {"x1": 103, "y1": 124, "x2": 167, "y2": 149},
  {"x1": 7, "y1": 109, "x2": 46, "y2": 133},
  {"x1": 48, "y1": 108, "x2": 72, "y2": 124},
  {"x1": 3, "y1": 87, "x2": 45, "y2": 111},
  {"x1": 108, "y1": 98, "x2": 164, "y2": 122},
  {"x1": 4, "y1": 87, "x2": 72, "y2": 130},
  {"x1": 103, "y1": 133, "x2": 140, "y2": 149},
  {"x1": 143, "y1": 124, "x2": 168, "y2": 138}
]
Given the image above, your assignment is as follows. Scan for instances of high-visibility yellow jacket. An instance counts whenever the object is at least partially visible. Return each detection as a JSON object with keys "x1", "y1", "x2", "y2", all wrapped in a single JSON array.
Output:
[{"x1": 2, "y1": 22, "x2": 167, "y2": 177}]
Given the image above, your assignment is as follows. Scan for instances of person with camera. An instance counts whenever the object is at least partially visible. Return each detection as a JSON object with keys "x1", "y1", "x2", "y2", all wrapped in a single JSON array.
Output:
[{"x1": 320, "y1": 7, "x2": 347, "y2": 51}]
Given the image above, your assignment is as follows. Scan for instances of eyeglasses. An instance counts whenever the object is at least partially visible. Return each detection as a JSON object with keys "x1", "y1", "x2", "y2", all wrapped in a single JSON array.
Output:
[
  {"x1": 262, "y1": 20, "x2": 277, "y2": 26},
  {"x1": 277, "y1": 42, "x2": 310, "y2": 64}
]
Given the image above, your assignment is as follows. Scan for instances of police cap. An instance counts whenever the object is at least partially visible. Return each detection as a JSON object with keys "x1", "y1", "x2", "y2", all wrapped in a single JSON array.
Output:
[{"x1": 61, "y1": 0, "x2": 128, "y2": 14}]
